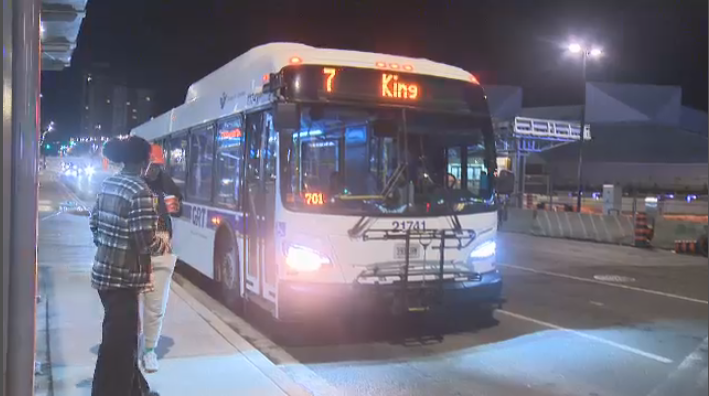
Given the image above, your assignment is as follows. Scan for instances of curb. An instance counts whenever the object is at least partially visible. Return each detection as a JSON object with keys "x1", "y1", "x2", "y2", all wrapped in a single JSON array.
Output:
[
  {"x1": 170, "y1": 277, "x2": 317, "y2": 396},
  {"x1": 34, "y1": 270, "x2": 54, "y2": 396}
]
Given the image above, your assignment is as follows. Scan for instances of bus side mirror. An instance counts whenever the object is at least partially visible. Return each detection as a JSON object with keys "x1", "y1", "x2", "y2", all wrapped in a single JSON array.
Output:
[{"x1": 273, "y1": 102, "x2": 300, "y2": 131}]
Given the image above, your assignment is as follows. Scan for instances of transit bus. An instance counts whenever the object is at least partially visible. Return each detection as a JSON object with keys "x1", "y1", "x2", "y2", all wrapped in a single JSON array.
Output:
[{"x1": 131, "y1": 43, "x2": 504, "y2": 322}]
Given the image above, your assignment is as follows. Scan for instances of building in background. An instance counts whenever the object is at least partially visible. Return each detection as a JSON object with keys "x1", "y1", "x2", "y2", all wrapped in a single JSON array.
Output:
[
  {"x1": 80, "y1": 65, "x2": 155, "y2": 138},
  {"x1": 484, "y1": 82, "x2": 708, "y2": 198}
]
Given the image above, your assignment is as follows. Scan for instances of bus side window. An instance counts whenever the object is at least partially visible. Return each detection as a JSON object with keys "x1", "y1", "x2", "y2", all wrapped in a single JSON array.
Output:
[
  {"x1": 262, "y1": 112, "x2": 277, "y2": 183},
  {"x1": 188, "y1": 124, "x2": 216, "y2": 203},
  {"x1": 246, "y1": 112, "x2": 263, "y2": 182},
  {"x1": 215, "y1": 116, "x2": 244, "y2": 210},
  {"x1": 167, "y1": 133, "x2": 189, "y2": 192},
  {"x1": 161, "y1": 139, "x2": 169, "y2": 169}
]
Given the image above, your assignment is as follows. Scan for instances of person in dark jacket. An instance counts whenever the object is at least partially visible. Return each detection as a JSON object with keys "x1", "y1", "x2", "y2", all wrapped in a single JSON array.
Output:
[
  {"x1": 90, "y1": 136, "x2": 165, "y2": 396},
  {"x1": 139, "y1": 145, "x2": 182, "y2": 373}
]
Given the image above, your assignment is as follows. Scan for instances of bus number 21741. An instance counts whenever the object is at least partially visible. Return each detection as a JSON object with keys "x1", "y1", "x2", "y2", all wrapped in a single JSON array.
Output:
[{"x1": 392, "y1": 220, "x2": 426, "y2": 231}]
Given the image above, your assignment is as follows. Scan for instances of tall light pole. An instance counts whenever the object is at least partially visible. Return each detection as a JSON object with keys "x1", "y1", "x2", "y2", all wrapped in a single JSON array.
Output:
[{"x1": 567, "y1": 43, "x2": 602, "y2": 212}]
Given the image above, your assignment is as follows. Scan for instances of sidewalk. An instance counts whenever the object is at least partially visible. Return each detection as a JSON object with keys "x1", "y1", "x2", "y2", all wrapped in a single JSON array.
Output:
[{"x1": 36, "y1": 175, "x2": 312, "y2": 396}]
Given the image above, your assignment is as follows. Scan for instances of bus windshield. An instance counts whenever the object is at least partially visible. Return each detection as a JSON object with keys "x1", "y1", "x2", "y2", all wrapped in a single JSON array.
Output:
[{"x1": 281, "y1": 105, "x2": 496, "y2": 217}]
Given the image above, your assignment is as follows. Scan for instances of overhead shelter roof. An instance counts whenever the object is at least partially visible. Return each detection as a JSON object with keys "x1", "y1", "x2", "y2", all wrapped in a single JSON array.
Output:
[{"x1": 41, "y1": 0, "x2": 87, "y2": 71}]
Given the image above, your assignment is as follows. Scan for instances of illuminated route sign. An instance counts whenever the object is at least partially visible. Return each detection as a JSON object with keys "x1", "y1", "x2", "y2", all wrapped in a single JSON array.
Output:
[
  {"x1": 283, "y1": 65, "x2": 486, "y2": 113},
  {"x1": 381, "y1": 73, "x2": 419, "y2": 100}
]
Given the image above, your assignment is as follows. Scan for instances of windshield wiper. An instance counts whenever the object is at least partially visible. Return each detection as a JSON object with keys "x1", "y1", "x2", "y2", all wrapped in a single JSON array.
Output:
[
  {"x1": 440, "y1": 188, "x2": 463, "y2": 233},
  {"x1": 380, "y1": 163, "x2": 407, "y2": 200},
  {"x1": 418, "y1": 156, "x2": 462, "y2": 234}
]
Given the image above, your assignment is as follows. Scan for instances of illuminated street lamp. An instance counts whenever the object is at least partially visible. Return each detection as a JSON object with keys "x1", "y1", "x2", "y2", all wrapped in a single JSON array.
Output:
[{"x1": 567, "y1": 42, "x2": 603, "y2": 212}]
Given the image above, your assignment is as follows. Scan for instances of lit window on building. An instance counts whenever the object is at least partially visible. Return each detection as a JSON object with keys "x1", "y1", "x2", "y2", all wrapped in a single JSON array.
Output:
[{"x1": 146, "y1": 97, "x2": 151, "y2": 101}]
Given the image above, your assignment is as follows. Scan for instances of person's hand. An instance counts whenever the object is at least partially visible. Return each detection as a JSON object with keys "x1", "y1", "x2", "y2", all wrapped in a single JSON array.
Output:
[{"x1": 167, "y1": 200, "x2": 180, "y2": 214}]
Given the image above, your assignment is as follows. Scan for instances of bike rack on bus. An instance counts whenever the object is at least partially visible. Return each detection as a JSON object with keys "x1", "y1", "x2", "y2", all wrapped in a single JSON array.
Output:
[{"x1": 356, "y1": 228, "x2": 477, "y2": 316}]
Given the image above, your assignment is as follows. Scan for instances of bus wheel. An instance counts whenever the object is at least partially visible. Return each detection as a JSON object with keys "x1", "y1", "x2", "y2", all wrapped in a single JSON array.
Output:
[
  {"x1": 474, "y1": 306, "x2": 498, "y2": 328},
  {"x1": 214, "y1": 227, "x2": 241, "y2": 311}
]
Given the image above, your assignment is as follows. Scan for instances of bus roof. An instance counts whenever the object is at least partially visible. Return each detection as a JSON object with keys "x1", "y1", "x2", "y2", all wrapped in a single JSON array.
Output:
[{"x1": 132, "y1": 42, "x2": 477, "y2": 142}]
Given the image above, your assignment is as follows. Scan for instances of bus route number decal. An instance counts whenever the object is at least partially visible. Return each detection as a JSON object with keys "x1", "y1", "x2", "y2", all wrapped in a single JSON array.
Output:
[
  {"x1": 191, "y1": 206, "x2": 208, "y2": 228},
  {"x1": 392, "y1": 220, "x2": 426, "y2": 232}
]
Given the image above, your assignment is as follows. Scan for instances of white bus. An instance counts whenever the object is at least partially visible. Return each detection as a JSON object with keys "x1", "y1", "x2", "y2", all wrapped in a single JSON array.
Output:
[{"x1": 132, "y1": 43, "x2": 504, "y2": 322}]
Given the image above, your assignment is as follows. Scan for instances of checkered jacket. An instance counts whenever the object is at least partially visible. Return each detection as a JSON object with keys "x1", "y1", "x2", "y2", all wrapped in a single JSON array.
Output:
[{"x1": 89, "y1": 170, "x2": 168, "y2": 291}]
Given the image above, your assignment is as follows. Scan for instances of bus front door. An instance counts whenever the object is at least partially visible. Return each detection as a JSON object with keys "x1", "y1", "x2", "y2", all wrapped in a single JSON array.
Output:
[{"x1": 244, "y1": 111, "x2": 278, "y2": 314}]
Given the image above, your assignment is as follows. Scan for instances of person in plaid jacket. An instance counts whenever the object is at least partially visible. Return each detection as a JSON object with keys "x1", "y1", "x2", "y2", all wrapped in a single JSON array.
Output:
[{"x1": 89, "y1": 136, "x2": 167, "y2": 396}]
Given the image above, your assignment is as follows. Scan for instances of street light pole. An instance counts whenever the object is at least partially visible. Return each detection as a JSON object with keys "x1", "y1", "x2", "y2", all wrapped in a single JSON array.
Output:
[
  {"x1": 567, "y1": 43, "x2": 602, "y2": 212},
  {"x1": 576, "y1": 52, "x2": 587, "y2": 212}
]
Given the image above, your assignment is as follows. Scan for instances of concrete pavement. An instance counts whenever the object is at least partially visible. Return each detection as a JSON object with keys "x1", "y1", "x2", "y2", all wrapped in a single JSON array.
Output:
[{"x1": 36, "y1": 172, "x2": 312, "y2": 396}]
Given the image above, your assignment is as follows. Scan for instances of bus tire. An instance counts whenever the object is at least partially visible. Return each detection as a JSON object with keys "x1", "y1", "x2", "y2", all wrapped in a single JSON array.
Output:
[
  {"x1": 473, "y1": 306, "x2": 498, "y2": 327},
  {"x1": 214, "y1": 226, "x2": 242, "y2": 311}
]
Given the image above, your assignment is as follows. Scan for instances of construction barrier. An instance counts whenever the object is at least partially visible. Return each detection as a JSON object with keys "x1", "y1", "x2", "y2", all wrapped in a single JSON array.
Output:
[
  {"x1": 499, "y1": 208, "x2": 707, "y2": 251},
  {"x1": 652, "y1": 219, "x2": 708, "y2": 250},
  {"x1": 521, "y1": 209, "x2": 636, "y2": 245}
]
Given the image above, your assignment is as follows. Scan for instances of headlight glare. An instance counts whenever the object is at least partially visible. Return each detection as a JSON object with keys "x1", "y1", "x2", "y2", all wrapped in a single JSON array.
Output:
[
  {"x1": 469, "y1": 240, "x2": 496, "y2": 259},
  {"x1": 285, "y1": 245, "x2": 330, "y2": 272}
]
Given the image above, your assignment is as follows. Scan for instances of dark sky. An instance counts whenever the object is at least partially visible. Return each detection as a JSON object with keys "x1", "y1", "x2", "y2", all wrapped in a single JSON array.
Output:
[{"x1": 41, "y1": 0, "x2": 708, "y2": 137}]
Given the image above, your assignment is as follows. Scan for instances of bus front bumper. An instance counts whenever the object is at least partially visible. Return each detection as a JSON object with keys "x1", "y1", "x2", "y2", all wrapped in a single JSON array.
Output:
[{"x1": 278, "y1": 270, "x2": 504, "y2": 322}]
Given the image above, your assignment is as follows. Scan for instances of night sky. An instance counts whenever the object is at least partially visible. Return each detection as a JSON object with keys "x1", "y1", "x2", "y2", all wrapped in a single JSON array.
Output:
[{"x1": 41, "y1": 0, "x2": 708, "y2": 137}]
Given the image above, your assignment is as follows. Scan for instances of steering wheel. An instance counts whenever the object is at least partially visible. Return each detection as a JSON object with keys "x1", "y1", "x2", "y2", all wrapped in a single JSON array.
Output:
[{"x1": 446, "y1": 173, "x2": 458, "y2": 189}]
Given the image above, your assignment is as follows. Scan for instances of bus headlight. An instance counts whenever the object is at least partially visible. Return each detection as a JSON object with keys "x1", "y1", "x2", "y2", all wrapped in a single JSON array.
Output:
[
  {"x1": 469, "y1": 240, "x2": 496, "y2": 260},
  {"x1": 285, "y1": 245, "x2": 331, "y2": 272}
]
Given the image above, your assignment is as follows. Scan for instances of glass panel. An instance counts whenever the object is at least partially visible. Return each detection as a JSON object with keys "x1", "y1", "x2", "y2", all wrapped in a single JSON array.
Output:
[
  {"x1": 215, "y1": 117, "x2": 244, "y2": 210},
  {"x1": 188, "y1": 125, "x2": 215, "y2": 202},
  {"x1": 167, "y1": 134, "x2": 188, "y2": 191},
  {"x1": 281, "y1": 105, "x2": 494, "y2": 216},
  {"x1": 466, "y1": 144, "x2": 489, "y2": 196}
]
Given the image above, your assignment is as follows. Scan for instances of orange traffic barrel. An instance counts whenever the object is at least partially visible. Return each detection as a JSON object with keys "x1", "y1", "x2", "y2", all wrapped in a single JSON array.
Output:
[
  {"x1": 674, "y1": 240, "x2": 698, "y2": 255},
  {"x1": 634, "y1": 212, "x2": 652, "y2": 248},
  {"x1": 676, "y1": 236, "x2": 709, "y2": 257}
]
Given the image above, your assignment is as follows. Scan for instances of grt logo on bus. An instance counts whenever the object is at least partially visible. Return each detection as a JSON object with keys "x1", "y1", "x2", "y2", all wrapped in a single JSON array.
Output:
[
  {"x1": 381, "y1": 74, "x2": 419, "y2": 100},
  {"x1": 191, "y1": 206, "x2": 208, "y2": 228}
]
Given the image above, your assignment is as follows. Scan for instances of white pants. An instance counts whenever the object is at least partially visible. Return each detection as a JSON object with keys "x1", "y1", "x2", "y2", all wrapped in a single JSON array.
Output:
[{"x1": 140, "y1": 253, "x2": 177, "y2": 350}]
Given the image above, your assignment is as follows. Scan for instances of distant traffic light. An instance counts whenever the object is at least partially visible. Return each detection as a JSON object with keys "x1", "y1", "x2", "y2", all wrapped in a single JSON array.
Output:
[{"x1": 45, "y1": 144, "x2": 51, "y2": 150}]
